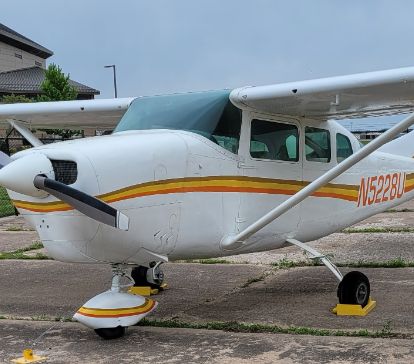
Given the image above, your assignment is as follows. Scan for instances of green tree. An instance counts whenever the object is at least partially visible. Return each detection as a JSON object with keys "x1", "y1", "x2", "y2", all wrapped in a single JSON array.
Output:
[
  {"x1": 38, "y1": 63, "x2": 78, "y2": 102},
  {"x1": 0, "y1": 94, "x2": 32, "y2": 104},
  {"x1": 38, "y1": 64, "x2": 80, "y2": 138}
]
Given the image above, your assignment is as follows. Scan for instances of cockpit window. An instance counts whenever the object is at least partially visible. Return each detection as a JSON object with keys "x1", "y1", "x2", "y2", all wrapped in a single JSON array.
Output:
[
  {"x1": 114, "y1": 90, "x2": 242, "y2": 154},
  {"x1": 305, "y1": 127, "x2": 331, "y2": 163},
  {"x1": 250, "y1": 119, "x2": 299, "y2": 161}
]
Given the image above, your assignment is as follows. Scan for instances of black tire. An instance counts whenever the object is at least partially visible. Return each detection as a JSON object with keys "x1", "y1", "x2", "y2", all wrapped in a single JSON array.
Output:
[
  {"x1": 131, "y1": 266, "x2": 149, "y2": 286},
  {"x1": 94, "y1": 326, "x2": 126, "y2": 340},
  {"x1": 131, "y1": 265, "x2": 164, "y2": 289},
  {"x1": 337, "y1": 271, "x2": 370, "y2": 307}
]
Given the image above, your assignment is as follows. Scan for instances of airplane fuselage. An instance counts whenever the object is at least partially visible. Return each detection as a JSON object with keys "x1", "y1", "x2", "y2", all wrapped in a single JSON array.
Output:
[{"x1": 7, "y1": 117, "x2": 414, "y2": 265}]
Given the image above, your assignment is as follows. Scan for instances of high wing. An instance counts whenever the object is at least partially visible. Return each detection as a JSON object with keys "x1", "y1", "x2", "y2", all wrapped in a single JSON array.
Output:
[
  {"x1": 0, "y1": 97, "x2": 136, "y2": 129},
  {"x1": 230, "y1": 67, "x2": 414, "y2": 120}
]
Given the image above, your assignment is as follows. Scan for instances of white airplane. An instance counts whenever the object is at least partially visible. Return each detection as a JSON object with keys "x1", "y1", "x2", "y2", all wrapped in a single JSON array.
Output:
[{"x1": 1, "y1": 67, "x2": 414, "y2": 339}]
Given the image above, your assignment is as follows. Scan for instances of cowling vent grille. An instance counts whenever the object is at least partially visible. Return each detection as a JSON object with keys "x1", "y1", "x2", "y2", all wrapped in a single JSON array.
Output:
[{"x1": 51, "y1": 160, "x2": 78, "y2": 185}]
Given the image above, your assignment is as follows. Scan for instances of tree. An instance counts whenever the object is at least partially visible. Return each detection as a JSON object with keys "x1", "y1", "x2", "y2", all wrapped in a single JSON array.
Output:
[
  {"x1": 38, "y1": 63, "x2": 78, "y2": 102},
  {"x1": 0, "y1": 94, "x2": 32, "y2": 104},
  {"x1": 38, "y1": 64, "x2": 81, "y2": 138}
]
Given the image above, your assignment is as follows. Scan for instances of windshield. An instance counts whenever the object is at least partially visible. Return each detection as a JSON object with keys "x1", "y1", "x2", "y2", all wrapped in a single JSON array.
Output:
[{"x1": 114, "y1": 90, "x2": 242, "y2": 153}]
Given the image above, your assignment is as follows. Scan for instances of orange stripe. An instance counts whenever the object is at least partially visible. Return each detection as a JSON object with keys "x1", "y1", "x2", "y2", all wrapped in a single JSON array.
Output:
[
  {"x1": 313, "y1": 191, "x2": 358, "y2": 202},
  {"x1": 77, "y1": 300, "x2": 156, "y2": 318},
  {"x1": 13, "y1": 176, "x2": 360, "y2": 213}
]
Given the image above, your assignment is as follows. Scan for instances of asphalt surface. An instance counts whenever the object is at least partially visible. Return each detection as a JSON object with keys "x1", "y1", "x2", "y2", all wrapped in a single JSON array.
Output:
[
  {"x1": 0, "y1": 203, "x2": 414, "y2": 363},
  {"x1": 2, "y1": 320, "x2": 414, "y2": 364}
]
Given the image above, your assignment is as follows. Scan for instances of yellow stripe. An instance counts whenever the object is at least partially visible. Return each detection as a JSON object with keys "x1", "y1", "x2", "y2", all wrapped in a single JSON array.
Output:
[
  {"x1": 77, "y1": 298, "x2": 155, "y2": 318},
  {"x1": 12, "y1": 176, "x2": 360, "y2": 213}
]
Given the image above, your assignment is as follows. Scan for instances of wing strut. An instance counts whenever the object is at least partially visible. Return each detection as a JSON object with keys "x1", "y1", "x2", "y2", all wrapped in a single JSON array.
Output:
[
  {"x1": 8, "y1": 119, "x2": 43, "y2": 147},
  {"x1": 221, "y1": 112, "x2": 414, "y2": 250}
]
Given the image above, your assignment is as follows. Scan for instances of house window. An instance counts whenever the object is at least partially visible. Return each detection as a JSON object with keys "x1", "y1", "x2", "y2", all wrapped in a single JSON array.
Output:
[{"x1": 15, "y1": 53, "x2": 22, "y2": 59}]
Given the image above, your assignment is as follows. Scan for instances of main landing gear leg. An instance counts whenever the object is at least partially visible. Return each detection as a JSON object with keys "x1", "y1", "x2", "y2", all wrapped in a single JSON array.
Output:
[{"x1": 286, "y1": 238, "x2": 370, "y2": 307}]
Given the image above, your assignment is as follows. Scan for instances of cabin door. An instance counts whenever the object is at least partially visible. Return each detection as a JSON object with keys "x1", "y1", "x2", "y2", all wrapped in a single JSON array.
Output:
[{"x1": 237, "y1": 113, "x2": 302, "y2": 244}]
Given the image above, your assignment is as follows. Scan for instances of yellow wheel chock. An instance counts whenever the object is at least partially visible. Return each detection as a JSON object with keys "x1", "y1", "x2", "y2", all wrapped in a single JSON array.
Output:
[
  {"x1": 12, "y1": 349, "x2": 47, "y2": 363},
  {"x1": 128, "y1": 283, "x2": 168, "y2": 297},
  {"x1": 332, "y1": 298, "x2": 376, "y2": 316}
]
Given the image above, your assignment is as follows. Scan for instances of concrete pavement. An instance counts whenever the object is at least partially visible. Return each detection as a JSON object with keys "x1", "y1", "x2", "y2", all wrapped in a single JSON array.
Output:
[{"x1": 1, "y1": 206, "x2": 414, "y2": 363}]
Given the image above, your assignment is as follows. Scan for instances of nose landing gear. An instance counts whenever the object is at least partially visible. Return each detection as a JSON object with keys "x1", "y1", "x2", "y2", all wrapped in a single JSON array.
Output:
[{"x1": 73, "y1": 264, "x2": 158, "y2": 340}]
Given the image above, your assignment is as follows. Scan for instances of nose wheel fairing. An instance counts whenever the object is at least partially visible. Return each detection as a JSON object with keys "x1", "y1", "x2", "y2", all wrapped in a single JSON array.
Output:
[
  {"x1": 73, "y1": 265, "x2": 158, "y2": 336},
  {"x1": 73, "y1": 290, "x2": 157, "y2": 330}
]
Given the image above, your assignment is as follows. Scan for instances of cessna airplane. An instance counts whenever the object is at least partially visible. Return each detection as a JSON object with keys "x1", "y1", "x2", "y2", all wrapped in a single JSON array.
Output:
[{"x1": 1, "y1": 67, "x2": 414, "y2": 339}]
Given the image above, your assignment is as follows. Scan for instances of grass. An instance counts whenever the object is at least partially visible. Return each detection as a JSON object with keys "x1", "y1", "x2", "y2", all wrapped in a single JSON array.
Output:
[
  {"x1": 180, "y1": 258, "x2": 247, "y2": 264},
  {"x1": 241, "y1": 273, "x2": 268, "y2": 288},
  {"x1": 5, "y1": 225, "x2": 33, "y2": 232},
  {"x1": 137, "y1": 319, "x2": 403, "y2": 339},
  {"x1": 271, "y1": 257, "x2": 414, "y2": 269},
  {"x1": 342, "y1": 257, "x2": 414, "y2": 268},
  {"x1": 197, "y1": 258, "x2": 232, "y2": 264},
  {"x1": 0, "y1": 242, "x2": 49, "y2": 260},
  {"x1": 5, "y1": 226, "x2": 24, "y2": 231},
  {"x1": 0, "y1": 315, "x2": 403, "y2": 339},
  {"x1": 0, "y1": 186, "x2": 15, "y2": 218},
  {"x1": 386, "y1": 208, "x2": 414, "y2": 213},
  {"x1": 343, "y1": 226, "x2": 414, "y2": 233}
]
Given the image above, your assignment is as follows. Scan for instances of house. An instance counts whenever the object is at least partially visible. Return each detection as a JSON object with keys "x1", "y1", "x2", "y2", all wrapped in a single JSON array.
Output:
[{"x1": 0, "y1": 23, "x2": 99, "y2": 100}]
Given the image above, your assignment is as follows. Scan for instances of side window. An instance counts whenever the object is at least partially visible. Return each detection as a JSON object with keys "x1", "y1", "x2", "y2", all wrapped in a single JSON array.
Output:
[
  {"x1": 336, "y1": 133, "x2": 353, "y2": 162},
  {"x1": 305, "y1": 127, "x2": 331, "y2": 163},
  {"x1": 250, "y1": 119, "x2": 299, "y2": 161}
]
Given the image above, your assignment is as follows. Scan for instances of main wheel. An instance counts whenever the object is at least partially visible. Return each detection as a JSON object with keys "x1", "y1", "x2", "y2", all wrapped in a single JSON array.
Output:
[
  {"x1": 337, "y1": 271, "x2": 370, "y2": 307},
  {"x1": 94, "y1": 326, "x2": 126, "y2": 340},
  {"x1": 131, "y1": 264, "x2": 164, "y2": 289}
]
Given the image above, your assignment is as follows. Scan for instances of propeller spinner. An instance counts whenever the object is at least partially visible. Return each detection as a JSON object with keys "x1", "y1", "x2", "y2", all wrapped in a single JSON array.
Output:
[{"x1": 0, "y1": 152, "x2": 129, "y2": 231}]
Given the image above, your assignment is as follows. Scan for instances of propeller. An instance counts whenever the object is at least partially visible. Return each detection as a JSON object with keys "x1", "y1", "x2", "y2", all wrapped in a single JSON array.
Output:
[
  {"x1": 33, "y1": 175, "x2": 129, "y2": 231},
  {"x1": 0, "y1": 152, "x2": 129, "y2": 231}
]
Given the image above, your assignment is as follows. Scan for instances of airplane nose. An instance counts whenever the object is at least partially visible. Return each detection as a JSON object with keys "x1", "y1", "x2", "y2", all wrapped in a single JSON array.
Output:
[{"x1": 0, "y1": 153, "x2": 54, "y2": 198}]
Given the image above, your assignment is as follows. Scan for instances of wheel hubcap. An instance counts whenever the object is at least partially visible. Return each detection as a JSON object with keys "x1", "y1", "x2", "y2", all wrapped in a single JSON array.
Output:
[{"x1": 355, "y1": 282, "x2": 368, "y2": 304}]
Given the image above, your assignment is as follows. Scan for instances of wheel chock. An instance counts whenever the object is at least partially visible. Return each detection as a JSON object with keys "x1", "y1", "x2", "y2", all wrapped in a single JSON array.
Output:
[
  {"x1": 128, "y1": 286, "x2": 154, "y2": 296},
  {"x1": 128, "y1": 283, "x2": 168, "y2": 296},
  {"x1": 332, "y1": 298, "x2": 376, "y2": 316},
  {"x1": 12, "y1": 349, "x2": 47, "y2": 363}
]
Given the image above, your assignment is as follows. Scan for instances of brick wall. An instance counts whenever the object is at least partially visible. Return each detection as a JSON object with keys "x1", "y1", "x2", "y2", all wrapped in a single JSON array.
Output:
[{"x1": 0, "y1": 41, "x2": 46, "y2": 72}]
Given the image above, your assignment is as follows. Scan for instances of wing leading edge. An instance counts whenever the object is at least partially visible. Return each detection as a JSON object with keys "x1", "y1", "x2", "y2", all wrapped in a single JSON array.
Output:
[
  {"x1": 0, "y1": 97, "x2": 136, "y2": 129},
  {"x1": 230, "y1": 67, "x2": 414, "y2": 121}
]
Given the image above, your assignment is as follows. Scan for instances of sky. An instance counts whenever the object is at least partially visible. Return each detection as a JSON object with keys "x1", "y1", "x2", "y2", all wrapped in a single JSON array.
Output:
[{"x1": 2, "y1": 1, "x2": 414, "y2": 130}]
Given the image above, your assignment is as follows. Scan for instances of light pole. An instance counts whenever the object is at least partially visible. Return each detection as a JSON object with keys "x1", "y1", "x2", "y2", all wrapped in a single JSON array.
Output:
[{"x1": 104, "y1": 64, "x2": 118, "y2": 98}]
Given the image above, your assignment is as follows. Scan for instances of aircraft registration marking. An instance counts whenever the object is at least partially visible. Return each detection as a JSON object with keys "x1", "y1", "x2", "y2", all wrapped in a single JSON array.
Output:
[{"x1": 357, "y1": 172, "x2": 406, "y2": 207}]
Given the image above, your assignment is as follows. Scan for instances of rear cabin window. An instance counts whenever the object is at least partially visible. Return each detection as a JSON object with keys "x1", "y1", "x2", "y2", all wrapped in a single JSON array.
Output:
[
  {"x1": 305, "y1": 127, "x2": 331, "y2": 163},
  {"x1": 250, "y1": 120, "x2": 299, "y2": 162},
  {"x1": 336, "y1": 133, "x2": 353, "y2": 162}
]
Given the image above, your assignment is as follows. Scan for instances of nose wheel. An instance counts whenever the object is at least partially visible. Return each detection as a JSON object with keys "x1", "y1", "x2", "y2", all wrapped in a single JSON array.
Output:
[
  {"x1": 337, "y1": 271, "x2": 370, "y2": 307},
  {"x1": 95, "y1": 326, "x2": 126, "y2": 340}
]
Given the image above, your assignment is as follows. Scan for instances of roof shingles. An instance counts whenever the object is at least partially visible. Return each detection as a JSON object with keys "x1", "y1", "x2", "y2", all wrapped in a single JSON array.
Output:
[{"x1": 0, "y1": 66, "x2": 99, "y2": 95}]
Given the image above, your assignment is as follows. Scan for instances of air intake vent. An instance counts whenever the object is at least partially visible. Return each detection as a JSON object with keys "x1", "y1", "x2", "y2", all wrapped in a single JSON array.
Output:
[{"x1": 51, "y1": 160, "x2": 78, "y2": 185}]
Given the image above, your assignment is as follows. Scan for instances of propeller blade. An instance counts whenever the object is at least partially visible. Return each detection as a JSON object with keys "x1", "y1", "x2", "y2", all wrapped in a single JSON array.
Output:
[
  {"x1": 0, "y1": 151, "x2": 11, "y2": 169},
  {"x1": 33, "y1": 175, "x2": 129, "y2": 231}
]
